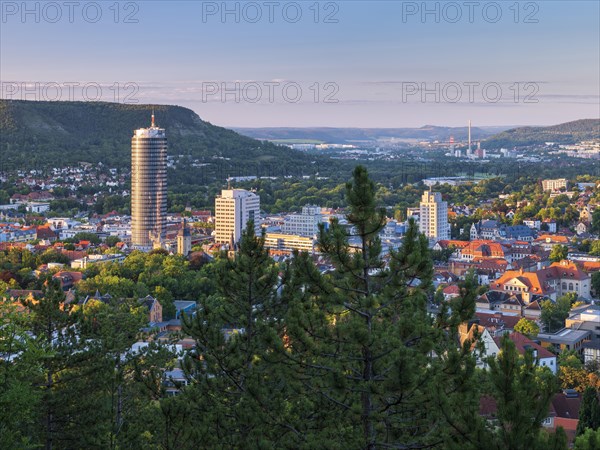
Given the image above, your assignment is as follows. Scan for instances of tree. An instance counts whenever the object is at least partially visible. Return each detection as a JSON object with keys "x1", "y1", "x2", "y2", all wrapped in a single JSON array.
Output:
[
  {"x1": 592, "y1": 272, "x2": 600, "y2": 298},
  {"x1": 23, "y1": 277, "x2": 83, "y2": 449},
  {"x1": 70, "y1": 232, "x2": 101, "y2": 244},
  {"x1": 575, "y1": 427, "x2": 600, "y2": 450},
  {"x1": 576, "y1": 387, "x2": 600, "y2": 436},
  {"x1": 541, "y1": 294, "x2": 576, "y2": 333},
  {"x1": 591, "y1": 209, "x2": 600, "y2": 235},
  {"x1": 105, "y1": 236, "x2": 121, "y2": 247},
  {"x1": 549, "y1": 244, "x2": 568, "y2": 263},
  {"x1": 483, "y1": 336, "x2": 563, "y2": 449},
  {"x1": 181, "y1": 220, "x2": 294, "y2": 447},
  {"x1": 283, "y1": 166, "x2": 476, "y2": 448},
  {"x1": 0, "y1": 300, "x2": 42, "y2": 448},
  {"x1": 514, "y1": 318, "x2": 540, "y2": 337}
]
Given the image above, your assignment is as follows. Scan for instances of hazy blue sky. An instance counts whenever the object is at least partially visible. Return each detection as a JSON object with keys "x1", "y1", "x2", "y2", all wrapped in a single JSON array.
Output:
[{"x1": 2, "y1": 1, "x2": 599, "y2": 127}]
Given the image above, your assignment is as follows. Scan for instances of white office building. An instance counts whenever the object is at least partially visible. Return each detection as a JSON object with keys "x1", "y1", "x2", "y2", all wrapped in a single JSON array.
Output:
[
  {"x1": 281, "y1": 205, "x2": 324, "y2": 237},
  {"x1": 215, "y1": 189, "x2": 261, "y2": 244},
  {"x1": 419, "y1": 190, "x2": 450, "y2": 244}
]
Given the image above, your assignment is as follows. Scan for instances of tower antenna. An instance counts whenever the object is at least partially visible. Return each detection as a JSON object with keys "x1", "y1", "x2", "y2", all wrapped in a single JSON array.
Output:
[{"x1": 151, "y1": 108, "x2": 155, "y2": 127}]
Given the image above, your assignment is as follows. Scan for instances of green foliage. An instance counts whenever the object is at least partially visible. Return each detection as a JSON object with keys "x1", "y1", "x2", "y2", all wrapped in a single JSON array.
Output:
[
  {"x1": 180, "y1": 221, "x2": 292, "y2": 447},
  {"x1": 575, "y1": 427, "x2": 600, "y2": 450},
  {"x1": 0, "y1": 276, "x2": 177, "y2": 449},
  {"x1": 559, "y1": 350, "x2": 584, "y2": 370},
  {"x1": 67, "y1": 232, "x2": 101, "y2": 244},
  {"x1": 483, "y1": 336, "x2": 561, "y2": 449},
  {"x1": 105, "y1": 235, "x2": 121, "y2": 247},
  {"x1": 514, "y1": 318, "x2": 540, "y2": 337},
  {"x1": 77, "y1": 251, "x2": 216, "y2": 318},
  {"x1": 0, "y1": 301, "x2": 41, "y2": 448},
  {"x1": 592, "y1": 210, "x2": 600, "y2": 235},
  {"x1": 592, "y1": 272, "x2": 600, "y2": 297},
  {"x1": 484, "y1": 119, "x2": 600, "y2": 149},
  {"x1": 576, "y1": 387, "x2": 600, "y2": 436},
  {"x1": 279, "y1": 166, "x2": 478, "y2": 447},
  {"x1": 0, "y1": 100, "x2": 315, "y2": 178},
  {"x1": 541, "y1": 294, "x2": 577, "y2": 333},
  {"x1": 550, "y1": 244, "x2": 569, "y2": 263},
  {"x1": 590, "y1": 240, "x2": 600, "y2": 256}
]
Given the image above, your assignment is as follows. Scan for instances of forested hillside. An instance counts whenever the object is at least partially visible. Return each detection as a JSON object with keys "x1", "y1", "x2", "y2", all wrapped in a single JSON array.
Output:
[{"x1": 0, "y1": 100, "x2": 315, "y2": 174}]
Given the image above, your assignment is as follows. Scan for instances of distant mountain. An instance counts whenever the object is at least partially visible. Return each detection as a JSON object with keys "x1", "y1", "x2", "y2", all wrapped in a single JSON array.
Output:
[
  {"x1": 483, "y1": 119, "x2": 600, "y2": 148},
  {"x1": 0, "y1": 100, "x2": 313, "y2": 174},
  {"x1": 232, "y1": 125, "x2": 503, "y2": 144}
]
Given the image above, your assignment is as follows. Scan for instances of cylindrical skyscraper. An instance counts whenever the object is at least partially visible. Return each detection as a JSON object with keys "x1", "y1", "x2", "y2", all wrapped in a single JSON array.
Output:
[{"x1": 131, "y1": 113, "x2": 167, "y2": 251}]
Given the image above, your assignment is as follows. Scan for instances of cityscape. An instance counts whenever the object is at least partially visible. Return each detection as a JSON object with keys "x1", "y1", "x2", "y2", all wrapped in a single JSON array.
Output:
[{"x1": 1, "y1": 1, "x2": 600, "y2": 449}]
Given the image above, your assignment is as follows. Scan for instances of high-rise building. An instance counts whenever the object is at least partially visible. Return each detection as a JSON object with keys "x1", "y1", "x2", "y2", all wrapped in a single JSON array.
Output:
[
  {"x1": 281, "y1": 205, "x2": 324, "y2": 237},
  {"x1": 215, "y1": 189, "x2": 260, "y2": 244},
  {"x1": 131, "y1": 113, "x2": 167, "y2": 251},
  {"x1": 419, "y1": 190, "x2": 450, "y2": 244}
]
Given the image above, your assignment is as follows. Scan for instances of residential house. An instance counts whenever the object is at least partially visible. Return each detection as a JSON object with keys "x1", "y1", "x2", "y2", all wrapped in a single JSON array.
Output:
[
  {"x1": 544, "y1": 390, "x2": 582, "y2": 445},
  {"x1": 52, "y1": 271, "x2": 83, "y2": 291},
  {"x1": 576, "y1": 222, "x2": 590, "y2": 236},
  {"x1": 474, "y1": 311, "x2": 524, "y2": 337},
  {"x1": 534, "y1": 234, "x2": 570, "y2": 251},
  {"x1": 495, "y1": 332, "x2": 557, "y2": 374},
  {"x1": 36, "y1": 226, "x2": 58, "y2": 242},
  {"x1": 459, "y1": 322, "x2": 501, "y2": 368},
  {"x1": 442, "y1": 284, "x2": 461, "y2": 301}
]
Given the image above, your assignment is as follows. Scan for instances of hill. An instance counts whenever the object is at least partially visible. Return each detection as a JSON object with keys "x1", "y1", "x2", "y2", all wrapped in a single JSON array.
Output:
[
  {"x1": 0, "y1": 100, "x2": 314, "y2": 177},
  {"x1": 483, "y1": 119, "x2": 600, "y2": 148},
  {"x1": 233, "y1": 125, "x2": 501, "y2": 143}
]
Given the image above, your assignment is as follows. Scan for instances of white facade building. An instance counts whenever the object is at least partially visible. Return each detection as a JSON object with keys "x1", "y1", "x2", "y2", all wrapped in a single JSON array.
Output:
[
  {"x1": 215, "y1": 189, "x2": 261, "y2": 244},
  {"x1": 281, "y1": 205, "x2": 324, "y2": 237},
  {"x1": 542, "y1": 178, "x2": 568, "y2": 192},
  {"x1": 419, "y1": 190, "x2": 450, "y2": 244}
]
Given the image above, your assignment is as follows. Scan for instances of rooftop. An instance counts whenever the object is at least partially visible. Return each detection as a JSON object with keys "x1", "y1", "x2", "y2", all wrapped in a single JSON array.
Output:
[{"x1": 537, "y1": 328, "x2": 591, "y2": 345}]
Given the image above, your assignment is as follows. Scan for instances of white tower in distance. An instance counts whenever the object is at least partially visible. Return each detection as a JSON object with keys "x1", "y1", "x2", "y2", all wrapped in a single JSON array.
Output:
[{"x1": 419, "y1": 189, "x2": 450, "y2": 245}]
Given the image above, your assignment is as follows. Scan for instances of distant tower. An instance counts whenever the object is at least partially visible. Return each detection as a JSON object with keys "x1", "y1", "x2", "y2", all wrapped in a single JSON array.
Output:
[
  {"x1": 177, "y1": 219, "x2": 192, "y2": 256},
  {"x1": 467, "y1": 120, "x2": 472, "y2": 156},
  {"x1": 131, "y1": 111, "x2": 167, "y2": 251}
]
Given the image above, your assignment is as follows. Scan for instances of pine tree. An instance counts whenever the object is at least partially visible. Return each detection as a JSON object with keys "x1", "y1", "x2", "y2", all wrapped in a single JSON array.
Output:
[
  {"x1": 181, "y1": 221, "x2": 299, "y2": 447},
  {"x1": 577, "y1": 387, "x2": 600, "y2": 436},
  {"x1": 283, "y1": 166, "x2": 477, "y2": 448},
  {"x1": 484, "y1": 336, "x2": 561, "y2": 450},
  {"x1": 0, "y1": 300, "x2": 42, "y2": 448}
]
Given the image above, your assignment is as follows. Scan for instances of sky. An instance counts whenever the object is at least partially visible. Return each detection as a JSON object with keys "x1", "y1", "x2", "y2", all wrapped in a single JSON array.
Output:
[{"x1": 1, "y1": 1, "x2": 599, "y2": 128}]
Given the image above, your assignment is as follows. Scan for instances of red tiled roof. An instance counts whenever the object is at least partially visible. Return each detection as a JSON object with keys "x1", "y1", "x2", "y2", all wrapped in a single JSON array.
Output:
[
  {"x1": 535, "y1": 234, "x2": 569, "y2": 244},
  {"x1": 551, "y1": 393, "x2": 581, "y2": 420},
  {"x1": 496, "y1": 332, "x2": 555, "y2": 359},
  {"x1": 36, "y1": 226, "x2": 57, "y2": 239},
  {"x1": 443, "y1": 285, "x2": 460, "y2": 295}
]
